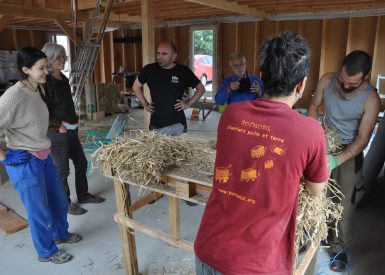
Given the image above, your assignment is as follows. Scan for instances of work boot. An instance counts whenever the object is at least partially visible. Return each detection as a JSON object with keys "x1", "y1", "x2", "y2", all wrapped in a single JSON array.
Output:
[
  {"x1": 38, "y1": 250, "x2": 72, "y2": 264},
  {"x1": 78, "y1": 193, "x2": 105, "y2": 204},
  {"x1": 68, "y1": 203, "x2": 87, "y2": 215},
  {"x1": 54, "y1": 233, "x2": 82, "y2": 245}
]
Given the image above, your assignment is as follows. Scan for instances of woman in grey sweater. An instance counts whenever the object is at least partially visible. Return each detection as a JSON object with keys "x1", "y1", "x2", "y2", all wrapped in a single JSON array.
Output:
[{"x1": 0, "y1": 47, "x2": 81, "y2": 264}]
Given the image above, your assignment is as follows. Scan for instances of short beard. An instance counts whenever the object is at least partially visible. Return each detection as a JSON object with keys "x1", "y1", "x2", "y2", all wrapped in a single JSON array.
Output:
[
  {"x1": 340, "y1": 83, "x2": 356, "y2": 93},
  {"x1": 340, "y1": 77, "x2": 364, "y2": 93},
  {"x1": 158, "y1": 61, "x2": 173, "y2": 68}
]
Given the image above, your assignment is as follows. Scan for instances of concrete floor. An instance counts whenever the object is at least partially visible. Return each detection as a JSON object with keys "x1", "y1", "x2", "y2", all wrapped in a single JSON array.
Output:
[{"x1": 1, "y1": 107, "x2": 385, "y2": 275}]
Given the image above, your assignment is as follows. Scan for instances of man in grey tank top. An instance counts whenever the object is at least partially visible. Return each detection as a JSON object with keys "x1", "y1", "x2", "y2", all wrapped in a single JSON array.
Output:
[{"x1": 308, "y1": 50, "x2": 380, "y2": 272}]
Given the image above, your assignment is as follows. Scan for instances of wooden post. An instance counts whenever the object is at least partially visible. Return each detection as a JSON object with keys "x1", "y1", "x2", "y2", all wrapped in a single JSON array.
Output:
[
  {"x1": 141, "y1": 0, "x2": 155, "y2": 130},
  {"x1": 168, "y1": 196, "x2": 180, "y2": 242},
  {"x1": 0, "y1": 164, "x2": 7, "y2": 186},
  {"x1": 85, "y1": 78, "x2": 96, "y2": 119},
  {"x1": 113, "y1": 178, "x2": 139, "y2": 275},
  {"x1": 294, "y1": 244, "x2": 318, "y2": 275}
]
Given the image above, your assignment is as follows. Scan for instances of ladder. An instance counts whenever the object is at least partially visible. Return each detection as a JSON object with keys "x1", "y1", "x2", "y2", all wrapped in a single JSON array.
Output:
[{"x1": 71, "y1": 0, "x2": 115, "y2": 109}]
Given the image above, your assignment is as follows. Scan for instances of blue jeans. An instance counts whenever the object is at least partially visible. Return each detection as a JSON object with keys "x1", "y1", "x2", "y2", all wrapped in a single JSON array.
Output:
[
  {"x1": 6, "y1": 154, "x2": 69, "y2": 258},
  {"x1": 195, "y1": 257, "x2": 222, "y2": 275}
]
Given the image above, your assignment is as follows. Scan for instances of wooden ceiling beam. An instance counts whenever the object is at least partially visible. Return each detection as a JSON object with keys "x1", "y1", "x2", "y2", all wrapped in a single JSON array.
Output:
[
  {"x1": 251, "y1": 0, "x2": 385, "y2": 8},
  {"x1": 157, "y1": 8, "x2": 232, "y2": 18},
  {"x1": 0, "y1": 3, "x2": 85, "y2": 21},
  {"x1": 77, "y1": 0, "x2": 139, "y2": 10},
  {"x1": 184, "y1": 0, "x2": 269, "y2": 19},
  {"x1": 266, "y1": 3, "x2": 385, "y2": 13},
  {"x1": 159, "y1": 11, "x2": 233, "y2": 21},
  {"x1": 233, "y1": 0, "x2": 379, "y2": 4},
  {"x1": 54, "y1": 18, "x2": 81, "y2": 46},
  {"x1": 156, "y1": 6, "x2": 228, "y2": 15},
  {"x1": 0, "y1": 15, "x2": 13, "y2": 32},
  {"x1": 109, "y1": 13, "x2": 142, "y2": 24},
  {"x1": 12, "y1": 18, "x2": 49, "y2": 25}
]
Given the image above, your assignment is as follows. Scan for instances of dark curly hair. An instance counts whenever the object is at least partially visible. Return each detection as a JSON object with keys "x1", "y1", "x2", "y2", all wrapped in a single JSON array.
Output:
[{"x1": 257, "y1": 31, "x2": 310, "y2": 97}]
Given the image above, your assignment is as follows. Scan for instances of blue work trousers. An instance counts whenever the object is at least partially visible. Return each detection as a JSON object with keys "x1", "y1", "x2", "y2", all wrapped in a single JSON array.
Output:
[{"x1": 6, "y1": 155, "x2": 69, "y2": 258}]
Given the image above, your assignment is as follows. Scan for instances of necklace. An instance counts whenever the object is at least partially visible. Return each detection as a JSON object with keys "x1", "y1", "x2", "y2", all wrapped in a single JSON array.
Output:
[{"x1": 22, "y1": 80, "x2": 38, "y2": 92}]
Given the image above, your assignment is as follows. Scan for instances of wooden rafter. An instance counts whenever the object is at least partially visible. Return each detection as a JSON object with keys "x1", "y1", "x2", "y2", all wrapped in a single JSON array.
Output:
[
  {"x1": 2, "y1": 0, "x2": 385, "y2": 31},
  {"x1": 0, "y1": 3, "x2": 85, "y2": 21},
  {"x1": 109, "y1": 13, "x2": 142, "y2": 24},
  {"x1": 77, "y1": 0, "x2": 139, "y2": 10},
  {"x1": 54, "y1": 18, "x2": 81, "y2": 46},
  {"x1": 0, "y1": 15, "x2": 13, "y2": 32},
  {"x1": 184, "y1": 0, "x2": 269, "y2": 19}
]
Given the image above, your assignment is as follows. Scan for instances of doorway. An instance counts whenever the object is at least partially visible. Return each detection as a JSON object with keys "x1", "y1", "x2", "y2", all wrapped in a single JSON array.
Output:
[{"x1": 190, "y1": 26, "x2": 217, "y2": 102}]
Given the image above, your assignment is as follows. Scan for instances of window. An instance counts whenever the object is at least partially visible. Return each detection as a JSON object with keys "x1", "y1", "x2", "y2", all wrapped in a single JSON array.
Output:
[{"x1": 190, "y1": 26, "x2": 217, "y2": 102}]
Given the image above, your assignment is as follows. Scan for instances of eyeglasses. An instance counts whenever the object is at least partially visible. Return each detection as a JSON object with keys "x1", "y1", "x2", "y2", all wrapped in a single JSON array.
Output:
[
  {"x1": 231, "y1": 63, "x2": 245, "y2": 68},
  {"x1": 56, "y1": 55, "x2": 68, "y2": 61}
]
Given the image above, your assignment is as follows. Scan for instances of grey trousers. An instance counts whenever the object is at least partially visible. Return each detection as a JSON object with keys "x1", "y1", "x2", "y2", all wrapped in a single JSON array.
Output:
[{"x1": 329, "y1": 153, "x2": 363, "y2": 253}]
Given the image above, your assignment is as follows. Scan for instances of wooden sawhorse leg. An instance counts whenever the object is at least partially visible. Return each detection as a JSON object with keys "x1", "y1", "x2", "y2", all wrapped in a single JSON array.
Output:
[
  {"x1": 168, "y1": 196, "x2": 180, "y2": 242},
  {"x1": 114, "y1": 179, "x2": 139, "y2": 275}
]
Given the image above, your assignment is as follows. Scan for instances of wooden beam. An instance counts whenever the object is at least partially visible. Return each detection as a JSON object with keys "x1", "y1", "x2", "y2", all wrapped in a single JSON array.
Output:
[
  {"x1": 184, "y1": 0, "x2": 269, "y2": 19},
  {"x1": 141, "y1": 0, "x2": 155, "y2": 130},
  {"x1": 294, "y1": 244, "x2": 318, "y2": 275},
  {"x1": 0, "y1": 15, "x2": 13, "y2": 32},
  {"x1": 109, "y1": 13, "x2": 141, "y2": 24},
  {"x1": 131, "y1": 192, "x2": 163, "y2": 211},
  {"x1": 12, "y1": 29, "x2": 18, "y2": 49},
  {"x1": 37, "y1": 0, "x2": 46, "y2": 8},
  {"x1": 0, "y1": 3, "x2": 85, "y2": 21},
  {"x1": 168, "y1": 196, "x2": 180, "y2": 241},
  {"x1": 114, "y1": 213, "x2": 194, "y2": 252},
  {"x1": 113, "y1": 179, "x2": 139, "y2": 275},
  {"x1": 54, "y1": 19, "x2": 81, "y2": 46},
  {"x1": 24, "y1": 0, "x2": 32, "y2": 9},
  {"x1": 0, "y1": 164, "x2": 8, "y2": 185},
  {"x1": 77, "y1": 0, "x2": 138, "y2": 10},
  {"x1": 77, "y1": 0, "x2": 99, "y2": 10},
  {"x1": 0, "y1": 203, "x2": 28, "y2": 235}
]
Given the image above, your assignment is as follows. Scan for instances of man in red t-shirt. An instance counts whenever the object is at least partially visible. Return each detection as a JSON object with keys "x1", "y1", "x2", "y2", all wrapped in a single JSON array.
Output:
[{"x1": 194, "y1": 32, "x2": 329, "y2": 275}]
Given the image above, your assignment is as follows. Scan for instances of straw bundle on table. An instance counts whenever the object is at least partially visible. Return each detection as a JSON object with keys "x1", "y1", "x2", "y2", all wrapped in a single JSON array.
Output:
[{"x1": 92, "y1": 130, "x2": 215, "y2": 185}]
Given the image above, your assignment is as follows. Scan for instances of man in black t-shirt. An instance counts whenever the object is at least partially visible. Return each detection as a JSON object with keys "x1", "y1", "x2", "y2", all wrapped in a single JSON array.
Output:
[{"x1": 133, "y1": 41, "x2": 205, "y2": 132}]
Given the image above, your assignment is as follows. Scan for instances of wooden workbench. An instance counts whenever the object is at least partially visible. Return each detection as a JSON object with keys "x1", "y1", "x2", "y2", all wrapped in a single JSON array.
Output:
[{"x1": 103, "y1": 165, "x2": 319, "y2": 275}]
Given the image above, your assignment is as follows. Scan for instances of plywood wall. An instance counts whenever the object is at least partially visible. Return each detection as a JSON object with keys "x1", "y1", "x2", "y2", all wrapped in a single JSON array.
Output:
[
  {"x1": 0, "y1": 29, "x2": 48, "y2": 50},
  {"x1": 1, "y1": 15, "x2": 385, "y2": 109}
]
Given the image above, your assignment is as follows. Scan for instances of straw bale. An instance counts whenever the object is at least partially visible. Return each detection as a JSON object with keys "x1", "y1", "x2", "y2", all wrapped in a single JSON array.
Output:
[{"x1": 92, "y1": 130, "x2": 215, "y2": 185}]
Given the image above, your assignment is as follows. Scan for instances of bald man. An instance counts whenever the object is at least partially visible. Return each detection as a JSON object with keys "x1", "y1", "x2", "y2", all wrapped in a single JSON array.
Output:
[{"x1": 133, "y1": 41, "x2": 205, "y2": 134}]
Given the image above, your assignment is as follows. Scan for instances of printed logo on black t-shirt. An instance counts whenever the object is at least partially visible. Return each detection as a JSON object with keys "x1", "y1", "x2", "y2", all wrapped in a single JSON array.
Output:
[{"x1": 171, "y1": 76, "x2": 179, "y2": 84}]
